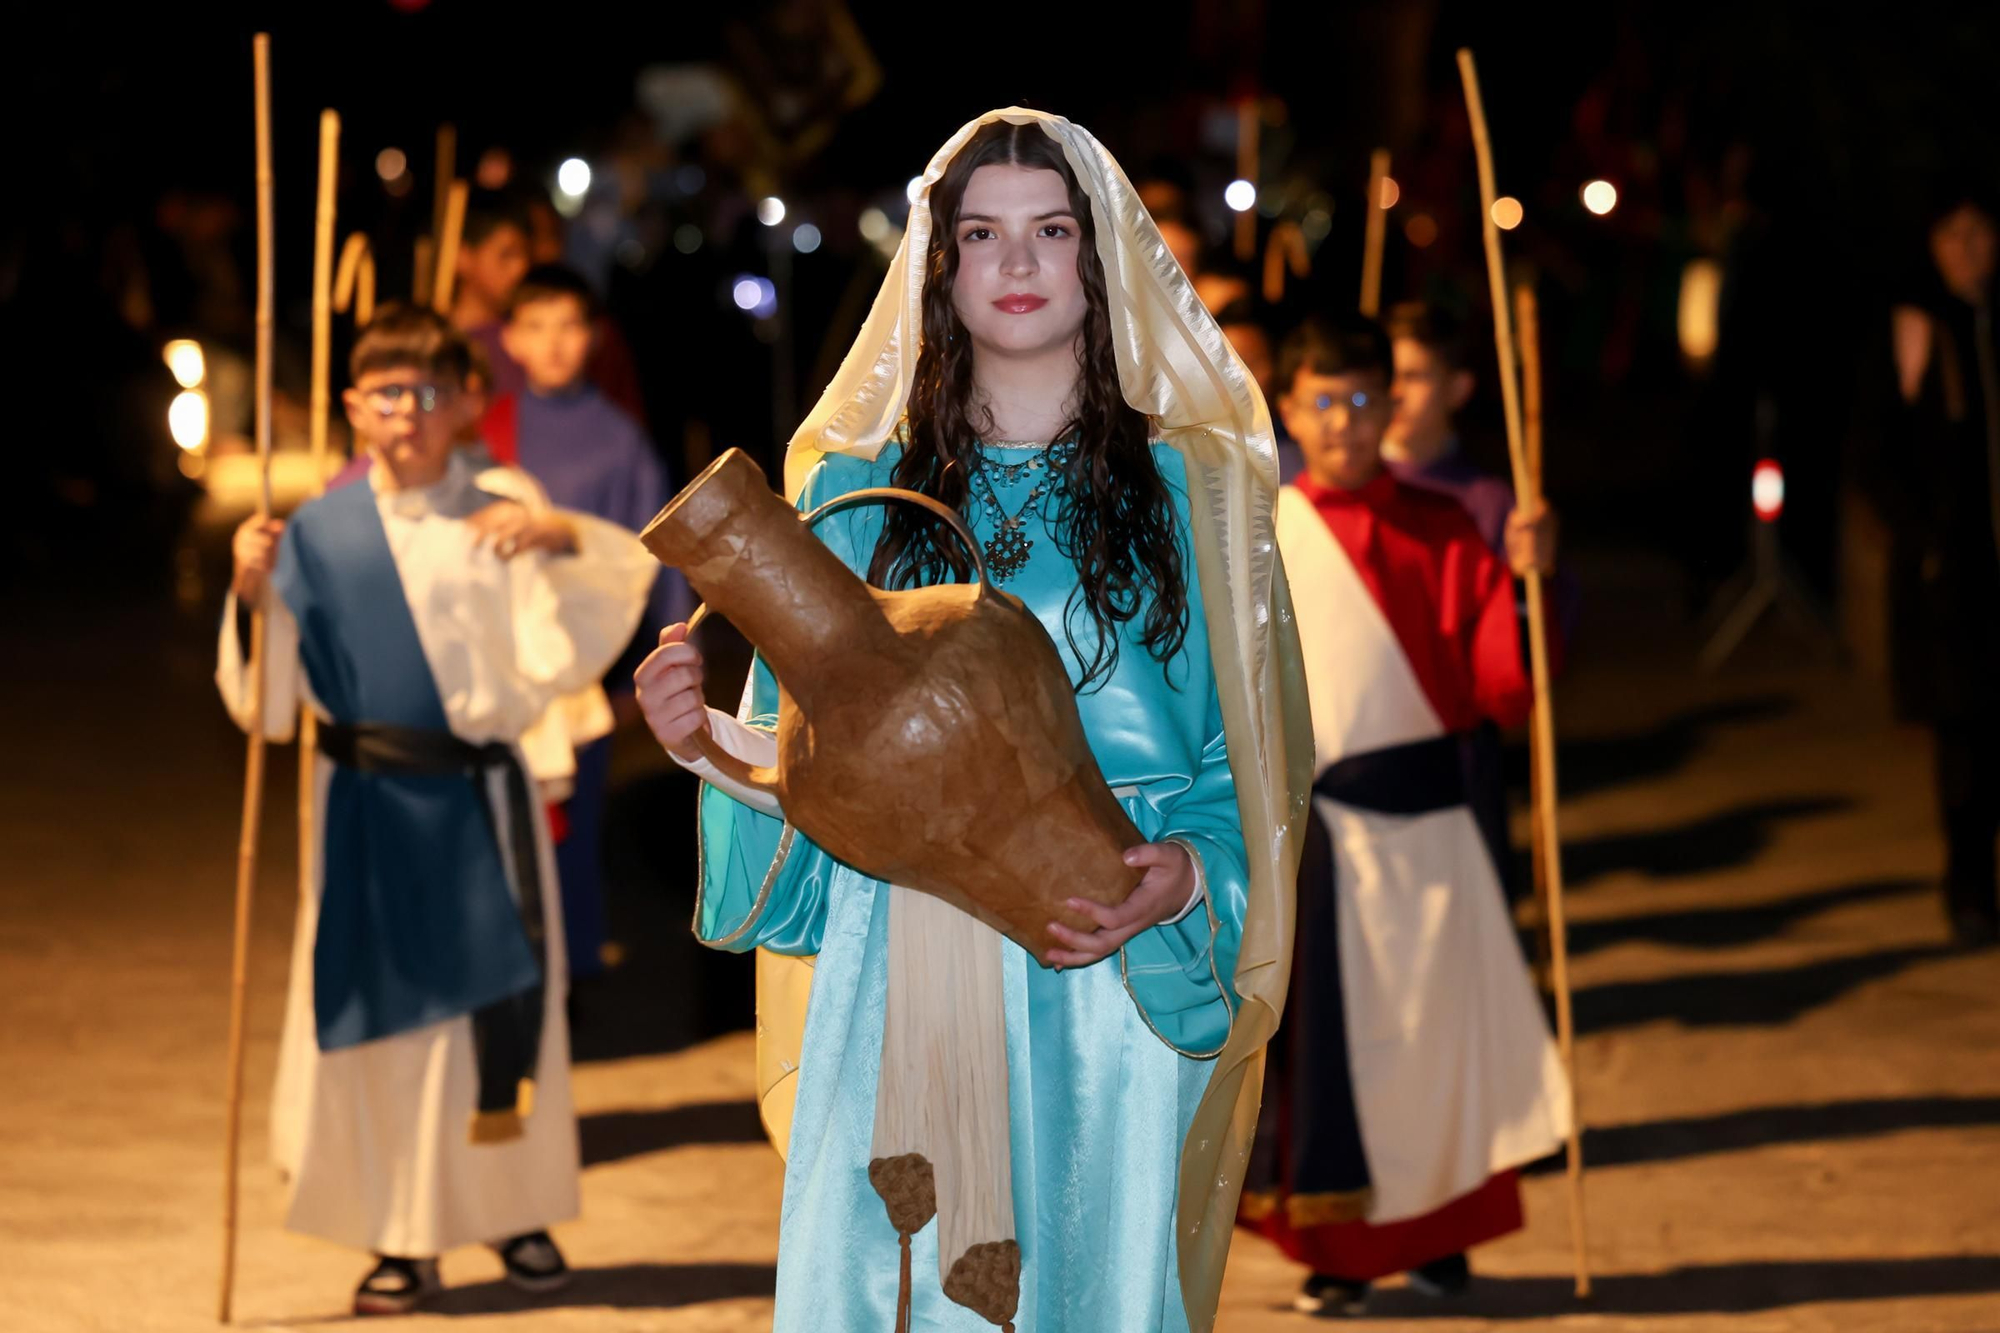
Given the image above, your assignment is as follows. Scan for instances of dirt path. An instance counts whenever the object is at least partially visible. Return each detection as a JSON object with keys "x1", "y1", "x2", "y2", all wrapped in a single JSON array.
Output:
[{"x1": 4, "y1": 554, "x2": 1996, "y2": 1331}]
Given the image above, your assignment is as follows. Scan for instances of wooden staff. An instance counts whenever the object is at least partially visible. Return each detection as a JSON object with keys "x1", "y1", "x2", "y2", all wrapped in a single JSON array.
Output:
[
  {"x1": 412, "y1": 235, "x2": 436, "y2": 308},
  {"x1": 430, "y1": 179, "x2": 469, "y2": 315},
  {"x1": 432, "y1": 123, "x2": 456, "y2": 247},
  {"x1": 220, "y1": 31, "x2": 275, "y2": 1325},
  {"x1": 1516, "y1": 280, "x2": 1555, "y2": 985},
  {"x1": 334, "y1": 231, "x2": 375, "y2": 325},
  {"x1": 1262, "y1": 220, "x2": 1309, "y2": 305},
  {"x1": 1360, "y1": 147, "x2": 1391, "y2": 316},
  {"x1": 1458, "y1": 46, "x2": 1591, "y2": 1299},
  {"x1": 298, "y1": 108, "x2": 339, "y2": 942}
]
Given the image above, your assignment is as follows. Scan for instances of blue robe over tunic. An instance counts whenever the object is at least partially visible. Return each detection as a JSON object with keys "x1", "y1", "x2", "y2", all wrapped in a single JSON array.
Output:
[
  {"x1": 273, "y1": 478, "x2": 542, "y2": 1050},
  {"x1": 695, "y1": 444, "x2": 1250, "y2": 1333}
]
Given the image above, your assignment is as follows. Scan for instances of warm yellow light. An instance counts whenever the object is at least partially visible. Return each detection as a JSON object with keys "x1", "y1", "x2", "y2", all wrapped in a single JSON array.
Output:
[
  {"x1": 1582, "y1": 180, "x2": 1618, "y2": 216},
  {"x1": 375, "y1": 147, "x2": 408, "y2": 182},
  {"x1": 169, "y1": 390, "x2": 209, "y2": 451},
  {"x1": 1404, "y1": 213, "x2": 1438, "y2": 248},
  {"x1": 1378, "y1": 176, "x2": 1401, "y2": 209},
  {"x1": 163, "y1": 339, "x2": 205, "y2": 388},
  {"x1": 1678, "y1": 258, "x2": 1723, "y2": 363},
  {"x1": 1492, "y1": 197, "x2": 1524, "y2": 230}
]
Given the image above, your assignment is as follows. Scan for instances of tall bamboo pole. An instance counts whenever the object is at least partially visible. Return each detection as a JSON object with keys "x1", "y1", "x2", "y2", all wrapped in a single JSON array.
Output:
[
  {"x1": 1262, "y1": 220, "x2": 1309, "y2": 305},
  {"x1": 1360, "y1": 147, "x2": 1391, "y2": 317},
  {"x1": 1516, "y1": 280, "x2": 1555, "y2": 984},
  {"x1": 219, "y1": 31, "x2": 275, "y2": 1326},
  {"x1": 1458, "y1": 46, "x2": 1591, "y2": 1300},
  {"x1": 297, "y1": 109, "x2": 339, "y2": 958},
  {"x1": 412, "y1": 235, "x2": 436, "y2": 307},
  {"x1": 432, "y1": 122, "x2": 456, "y2": 247},
  {"x1": 334, "y1": 232, "x2": 375, "y2": 326},
  {"x1": 430, "y1": 180, "x2": 469, "y2": 315}
]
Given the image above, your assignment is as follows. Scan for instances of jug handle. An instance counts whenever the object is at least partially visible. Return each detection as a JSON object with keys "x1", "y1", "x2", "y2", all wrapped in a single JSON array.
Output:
[{"x1": 678, "y1": 486, "x2": 990, "y2": 802}]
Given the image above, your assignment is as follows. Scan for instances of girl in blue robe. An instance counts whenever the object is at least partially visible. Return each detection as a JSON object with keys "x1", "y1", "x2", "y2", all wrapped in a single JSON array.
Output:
[{"x1": 636, "y1": 110, "x2": 1311, "y2": 1333}]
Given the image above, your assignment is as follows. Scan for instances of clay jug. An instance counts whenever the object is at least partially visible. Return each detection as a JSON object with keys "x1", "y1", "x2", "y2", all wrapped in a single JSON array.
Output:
[{"x1": 640, "y1": 448, "x2": 1142, "y2": 964}]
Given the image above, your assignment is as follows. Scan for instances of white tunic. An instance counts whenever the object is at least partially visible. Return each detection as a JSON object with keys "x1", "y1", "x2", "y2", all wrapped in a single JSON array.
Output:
[
  {"x1": 1275, "y1": 484, "x2": 1570, "y2": 1225},
  {"x1": 216, "y1": 456, "x2": 657, "y2": 1256}
]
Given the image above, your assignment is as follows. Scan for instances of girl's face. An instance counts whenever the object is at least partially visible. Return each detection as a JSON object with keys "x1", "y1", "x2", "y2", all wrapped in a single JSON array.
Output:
[{"x1": 949, "y1": 164, "x2": 1089, "y2": 362}]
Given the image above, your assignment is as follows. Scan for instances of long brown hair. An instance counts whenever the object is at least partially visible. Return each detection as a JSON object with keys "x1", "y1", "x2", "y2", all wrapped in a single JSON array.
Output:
[{"x1": 866, "y1": 120, "x2": 1189, "y2": 691}]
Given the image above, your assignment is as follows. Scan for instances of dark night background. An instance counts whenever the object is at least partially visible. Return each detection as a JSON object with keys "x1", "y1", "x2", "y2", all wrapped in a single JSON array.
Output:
[{"x1": 11, "y1": 1, "x2": 2000, "y2": 614}]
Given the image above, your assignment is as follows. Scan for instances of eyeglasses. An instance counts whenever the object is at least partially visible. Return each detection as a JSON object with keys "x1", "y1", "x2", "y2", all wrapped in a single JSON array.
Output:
[
  {"x1": 361, "y1": 383, "x2": 455, "y2": 417},
  {"x1": 1310, "y1": 390, "x2": 1381, "y2": 413}
]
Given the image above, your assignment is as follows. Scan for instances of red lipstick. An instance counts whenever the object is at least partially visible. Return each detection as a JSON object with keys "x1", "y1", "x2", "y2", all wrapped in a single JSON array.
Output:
[{"x1": 993, "y1": 293, "x2": 1048, "y2": 314}]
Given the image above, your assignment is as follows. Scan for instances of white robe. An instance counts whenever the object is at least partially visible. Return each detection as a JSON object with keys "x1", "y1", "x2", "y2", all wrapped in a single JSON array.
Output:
[
  {"x1": 216, "y1": 457, "x2": 656, "y2": 1256},
  {"x1": 1275, "y1": 484, "x2": 1570, "y2": 1225}
]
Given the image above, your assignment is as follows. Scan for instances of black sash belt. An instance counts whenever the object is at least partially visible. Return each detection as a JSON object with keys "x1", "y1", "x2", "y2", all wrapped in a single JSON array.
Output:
[
  {"x1": 1312, "y1": 732, "x2": 1466, "y2": 813},
  {"x1": 319, "y1": 720, "x2": 546, "y2": 1122},
  {"x1": 1247, "y1": 732, "x2": 1471, "y2": 1217}
]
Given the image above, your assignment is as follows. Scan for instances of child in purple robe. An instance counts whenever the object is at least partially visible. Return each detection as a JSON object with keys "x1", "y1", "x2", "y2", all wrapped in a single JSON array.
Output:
[{"x1": 490, "y1": 263, "x2": 690, "y2": 979}]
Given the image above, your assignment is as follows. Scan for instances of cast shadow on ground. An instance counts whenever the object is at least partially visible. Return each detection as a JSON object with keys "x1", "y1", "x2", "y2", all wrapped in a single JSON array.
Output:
[
  {"x1": 1566, "y1": 877, "x2": 1927, "y2": 955},
  {"x1": 427, "y1": 1261, "x2": 778, "y2": 1316},
  {"x1": 1525, "y1": 1094, "x2": 2000, "y2": 1174},
  {"x1": 1561, "y1": 794, "x2": 1852, "y2": 889},
  {"x1": 1572, "y1": 941, "x2": 1959, "y2": 1034},
  {"x1": 1343, "y1": 1256, "x2": 2000, "y2": 1320},
  {"x1": 1509, "y1": 694, "x2": 1799, "y2": 799},
  {"x1": 579, "y1": 1098, "x2": 766, "y2": 1167},
  {"x1": 262, "y1": 1262, "x2": 778, "y2": 1325}
]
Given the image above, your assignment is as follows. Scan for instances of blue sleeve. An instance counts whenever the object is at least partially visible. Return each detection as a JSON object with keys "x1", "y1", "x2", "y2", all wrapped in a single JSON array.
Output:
[
  {"x1": 1118, "y1": 677, "x2": 1248, "y2": 1058},
  {"x1": 691, "y1": 457, "x2": 867, "y2": 956},
  {"x1": 693, "y1": 653, "x2": 830, "y2": 954}
]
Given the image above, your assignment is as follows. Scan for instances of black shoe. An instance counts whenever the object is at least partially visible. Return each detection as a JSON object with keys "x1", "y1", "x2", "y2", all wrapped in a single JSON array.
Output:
[
  {"x1": 1407, "y1": 1251, "x2": 1471, "y2": 1298},
  {"x1": 494, "y1": 1230, "x2": 571, "y2": 1294},
  {"x1": 352, "y1": 1255, "x2": 441, "y2": 1316},
  {"x1": 1294, "y1": 1272, "x2": 1370, "y2": 1317}
]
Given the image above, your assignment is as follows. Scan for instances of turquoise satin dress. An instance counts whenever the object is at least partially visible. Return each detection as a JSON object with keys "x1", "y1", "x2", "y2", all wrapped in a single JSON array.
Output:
[{"x1": 695, "y1": 443, "x2": 1250, "y2": 1332}]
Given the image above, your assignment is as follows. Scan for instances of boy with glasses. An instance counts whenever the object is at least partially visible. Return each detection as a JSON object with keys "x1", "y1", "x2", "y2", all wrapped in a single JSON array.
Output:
[
  {"x1": 218, "y1": 304, "x2": 655, "y2": 1313},
  {"x1": 1238, "y1": 313, "x2": 1569, "y2": 1316}
]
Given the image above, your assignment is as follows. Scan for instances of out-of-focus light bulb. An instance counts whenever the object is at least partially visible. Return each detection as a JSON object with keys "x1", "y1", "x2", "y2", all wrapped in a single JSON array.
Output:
[
  {"x1": 1678, "y1": 258, "x2": 1723, "y2": 363},
  {"x1": 905, "y1": 176, "x2": 925, "y2": 205},
  {"x1": 1492, "y1": 196, "x2": 1524, "y2": 230},
  {"x1": 1752, "y1": 459, "x2": 1785, "y2": 522},
  {"x1": 1378, "y1": 176, "x2": 1401, "y2": 209},
  {"x1": 757, "y1": 196, "x2": 786, "y2": 227},
  {"x1": 557, "y1": 158, "x2": 592, "y2": 197},
  {"x1": 169, "y1": 390, "x2": 209, "y2": 451},
  {"x1": 1404, "y1": 213, "x2": 1439, "y2": 248},
  {"x1": 792, "y1": 223, "x2": 822, "y2": 254},
  {"x1": 732, "y1": 277, "x2": 763, "y2": 311},
  {"x1": 1582, "y1": 180, "x2": 1618, "y2": 216},
  {"x1": 1224, "y1": 179, "x2": 1257, "y2": 213},
  {"x1": 674, "y1": 224, "x2": 703, "y2": 255},
  {"x1": 859, "y1": 208, "x2": 890, "y2": 243},
  {"x1": 375, "y1": 148, "x2": 407, "y2": 182},
  {"x1": 163, "y1": 339, "x2": 205, "y2": 389}
]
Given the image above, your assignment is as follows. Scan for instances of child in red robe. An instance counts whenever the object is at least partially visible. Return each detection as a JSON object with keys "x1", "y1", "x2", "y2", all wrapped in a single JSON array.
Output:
[{"x1": 1239, "y1": 313, "x2": 1570, "y2": 1316}]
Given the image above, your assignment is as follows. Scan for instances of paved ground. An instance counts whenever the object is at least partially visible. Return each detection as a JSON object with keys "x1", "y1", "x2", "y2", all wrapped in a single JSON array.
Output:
[{"x1": 4, "y1": 548, "x2": 1998, "y2": 1332}]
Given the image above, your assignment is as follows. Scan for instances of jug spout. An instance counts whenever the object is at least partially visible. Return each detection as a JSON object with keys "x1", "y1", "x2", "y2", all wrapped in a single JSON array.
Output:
[{"x1": 641, "y1": 449, "x2": 888, "y2": 668}]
